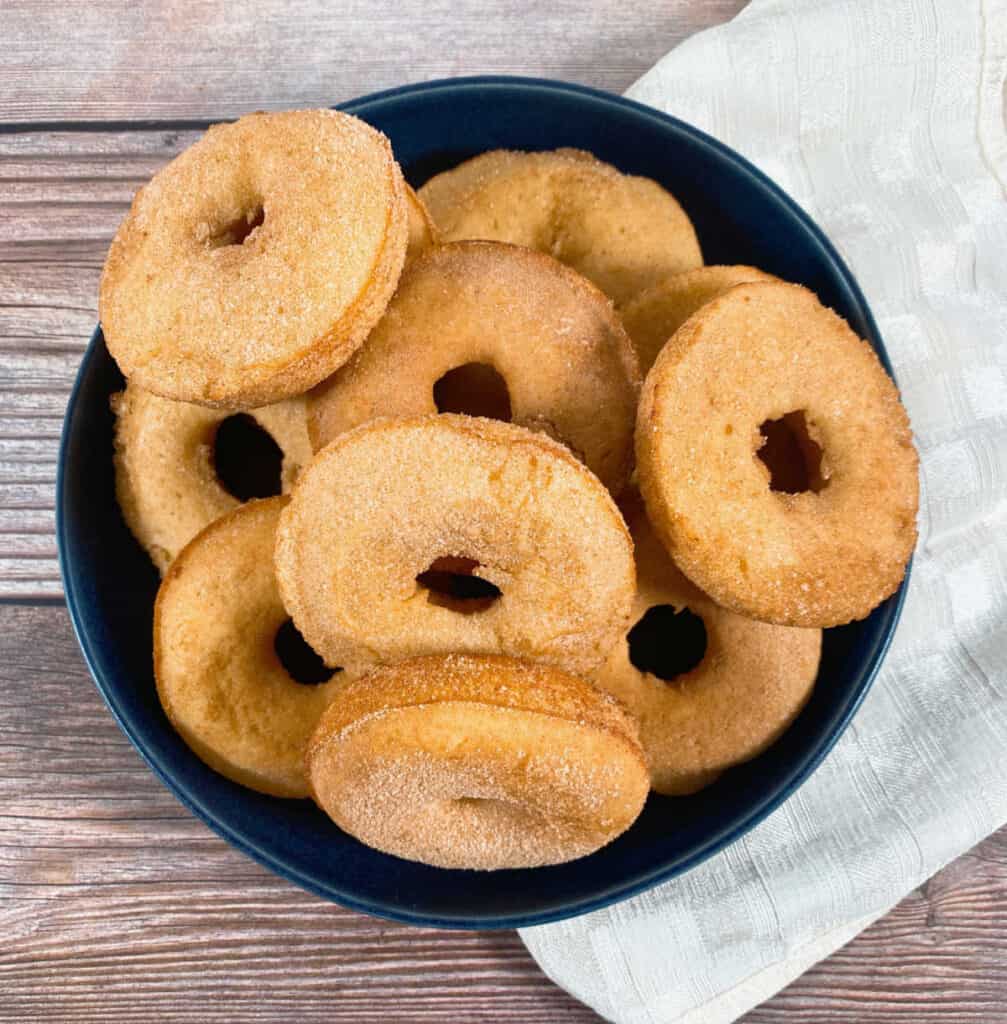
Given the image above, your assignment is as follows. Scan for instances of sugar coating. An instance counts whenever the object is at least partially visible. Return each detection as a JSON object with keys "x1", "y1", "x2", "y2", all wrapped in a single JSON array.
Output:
[
  {"x1": 418, "y1": 148, "x2": 702, "y2": 306},
  {"x1": 154, "y1": 498, "x2": 356, "y2": 798},
  {"x1": 308, "y1": 240, "x2": 641, "y2": 494},
  {"x1": 636, "y1": 281, "x2": 919, "y2": 627},
  {"x1": 621, "y1": 265, "x2": 780, "y2": 375},
  {"x1": 594, "y1": 493, "x2": 821, "y2": 795},
  {"x1": 275, "y1": 415, "x2": 636, "y2": 676},
  {"x1": 112, "y1": 382, "x2": 312, "y2": 573},
  {"x1": 306, "y1": 654, "x2": 650, "y2": 869},
  {"x1": 99, "y1": 109, "x2": 408, "y2": 407}
]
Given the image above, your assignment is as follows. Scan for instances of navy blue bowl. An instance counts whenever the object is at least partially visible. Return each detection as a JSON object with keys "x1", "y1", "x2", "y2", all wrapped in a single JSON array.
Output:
[{"x1": 58, "y1": 76, "x2": 908, "y2": 929}]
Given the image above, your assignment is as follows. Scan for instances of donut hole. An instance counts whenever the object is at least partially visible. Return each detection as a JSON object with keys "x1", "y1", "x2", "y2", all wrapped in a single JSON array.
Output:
[
  {"x1": 627, "y1": 604, "x2": 707, "y2": 682},
  {"x1": 433, "y1": 363, "x2": 513, "y2": 422},
  {"x1": 213, "y1": 414, "x2": 283, "y2": 501},
  {"x1": 274, "y1": 618, "x2": 339, "y2": 685},
  {"x1": 208, "y1": 203, "x2": 265, "y2": 248},
  {"x1": 757, "y1": 410, "x2": 827, "y2": 494},
  {"x1": 453, "y1": 796, "x2": 511, "y2": 811},
  {"x1": 450, "y1": 796, "x2": 538, "y2": 827},
  {"x1": 417, "y1": 556, "x2": 502, "y2": 614}
]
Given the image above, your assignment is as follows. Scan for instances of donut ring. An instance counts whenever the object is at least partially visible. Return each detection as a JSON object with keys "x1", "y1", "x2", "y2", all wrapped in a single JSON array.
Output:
[
  {"x1": 154, "y1": 498, "x2": 348, "y2": 797},
  {"x1": 418, "y1": 148, "x2": 702, "y2": 305},
  {"x1": 637, "y1": 282, "x2": 919, "y2": 626},
  {"x1": 404, "y1": 184, "x2": 438, "y2": 261},
  {"x1": 308, "y1": 241, "x2": 641, "y2": 493},
  {"x1": 306, "y1": 654, "x2": 650, "y2": 869},
  {"x1": 112, "y1": 382, "x2": 312, "y2": 573},
  {"x1": 99, "y1": 109, "x2": 409, "y2": 408},
  {"x1": 275, "y1": 415, "x2": 636, "y2": 677},
  {"x1": 595, "y1": 496, "x2": 821, "y2": 795},
  {"x1": 621, "y1": 265, "x2": 779, "y2": 375}
]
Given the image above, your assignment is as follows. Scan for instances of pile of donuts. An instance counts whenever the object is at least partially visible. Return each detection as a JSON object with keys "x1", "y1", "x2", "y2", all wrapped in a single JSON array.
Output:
[{"x1": 99, "y1": 109, "x2": 918, "y2": 871}]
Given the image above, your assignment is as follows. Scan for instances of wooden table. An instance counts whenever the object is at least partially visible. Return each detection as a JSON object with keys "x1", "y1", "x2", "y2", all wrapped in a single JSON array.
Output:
[{"x1": 2, "y1": 2, "x2": 1004, "y2": 1019}]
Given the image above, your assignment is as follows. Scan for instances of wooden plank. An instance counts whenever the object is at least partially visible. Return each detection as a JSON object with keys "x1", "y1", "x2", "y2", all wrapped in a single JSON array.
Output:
[
  {"x1": 0, "y1": 0, "x2": 746, "y2": 124},
  {"x1": 0, "y1": 603, "x2": 1004, "y2": 1022}
]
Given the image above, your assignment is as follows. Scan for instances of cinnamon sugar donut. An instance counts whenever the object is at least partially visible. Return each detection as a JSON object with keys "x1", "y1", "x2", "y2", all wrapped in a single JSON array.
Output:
[
  {"x1": 99, "y1": 109, "x2": 409, "y2": 408},
  {"x1": 112, "y1": 382, "x2": 312, "y2": 573},
  {"x1": 306, "y1": 654, "x2": 650, "y2": 869},
  {"x1": 154, "y1": 498, "x2": 348, "y2": 797},
  {"x1": 308, "y1": 241, "x2": 641, "y2": 493},
  {"x1": 595, "y1": 496, "x2": 820, "y2": 795},
  {"x1": 621, "y1": 265, "x2": 779, "y2": 374},
  {"x1": 418, "y1": 148, "x2": 702, "y2": 305},
  {"x1": 637, "y1": 282, "x2": 919, "y2": 626},
  {"x1": 275, "y1": 415, "x2": 636, "y2": 676}
]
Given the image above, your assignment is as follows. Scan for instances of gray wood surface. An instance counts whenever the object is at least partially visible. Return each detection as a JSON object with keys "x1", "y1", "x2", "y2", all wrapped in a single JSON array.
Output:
[
  {"x1": 1, "y1": 1, "x2": 1004, "y2": 1020},
  {"x1": 1, "y1": 0, "x2": 745, "y2": 124}
]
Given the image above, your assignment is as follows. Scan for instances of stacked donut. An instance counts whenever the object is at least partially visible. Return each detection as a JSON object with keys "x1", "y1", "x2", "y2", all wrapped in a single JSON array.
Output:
[{"x1": 100, "y1": 111, "x2": 918, "y2": 871}]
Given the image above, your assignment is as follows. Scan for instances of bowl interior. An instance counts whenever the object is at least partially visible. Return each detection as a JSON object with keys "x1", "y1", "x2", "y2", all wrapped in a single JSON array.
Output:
[{"x1": 59, "y1": 77, "x2": 906, "y2": 928}]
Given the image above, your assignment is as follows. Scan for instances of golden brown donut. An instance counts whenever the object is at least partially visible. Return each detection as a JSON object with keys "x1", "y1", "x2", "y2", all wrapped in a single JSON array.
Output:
[
  {"x1": 112, "y1": 382, "x2": 312, "y2": 573},
  {"x1": 418, "y1": 148, "x2": 702, "y2": 305},
  {"x1": 306, "y1": 654, "x2": 650, "y2": 869},
  {"x1": 308, "y1": 241, "x2": 641, "y2": 493},
  {"x1": 595, "y1": 496, "x2": 821, "y2": 795},
  {"x1": 154, "y1": 498, "x2": 348, "y2": 798},
  {"x1": 404, "y1": 183, "x2": 438, "y2": 261},
  {"x1": 275, "y1": 415, "x2": 636, "y2": 677},
  {"x1": 621, "y1": 265, "x2": 779, "y2": 375},
  {"x1": 99, "y1": 109, "x2": 409, "y2": 408},
  {"x1": 637, "y1": 282, "x2": 919, "y2": 627}
]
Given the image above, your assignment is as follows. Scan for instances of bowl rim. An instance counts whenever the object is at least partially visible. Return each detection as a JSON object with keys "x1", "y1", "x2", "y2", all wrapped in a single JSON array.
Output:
[{"x1": 57, "y1": 74, "x2": 910, "y2": 929}]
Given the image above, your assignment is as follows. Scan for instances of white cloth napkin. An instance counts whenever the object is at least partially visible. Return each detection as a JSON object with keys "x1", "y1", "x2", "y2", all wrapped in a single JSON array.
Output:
[{"x1": 520, "y1": 1, "x2": 1007, "y2": 1020}]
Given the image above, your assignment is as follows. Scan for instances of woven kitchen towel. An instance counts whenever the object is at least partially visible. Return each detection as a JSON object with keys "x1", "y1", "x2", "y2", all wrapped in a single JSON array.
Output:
[{"x1": 520, "y1": 1, "x2": 1007, "y2": 1020}]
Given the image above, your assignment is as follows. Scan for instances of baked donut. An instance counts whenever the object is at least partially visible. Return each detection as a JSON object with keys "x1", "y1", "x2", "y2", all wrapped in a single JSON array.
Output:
[
  {"x1": 154, "y1": 497, "x2": 347, "y2": 797},
  {"x1": 275, "y1": 415, "x2": 636, "y2": 677},
  {"x1": 621, "y1": 265, "x2": 779, "y2": 375},
  {"x1": 637, "y1": 282, "x2": 918, "y2": 626},
  {"x1": 308, "y1": 241, "x2": 641, "y2": 493},
  {"x1": 418, "y1": 148, "x2": 702, "y2": 305},
  {"x1": 405, "y1": 184, "x2": 437, "y2": 261},
  {"x1": 112, "y1": 382, "x2": 312, "y2": 573},
  {"x1": 306, "y1": 654, "x2": 650, "y2": 869},
  {"x1": 99, "y1": 109, "x2": 409, "y2": 408},
  {"x1": 595, "y1": 496, "x2": 821, "y2": 795}
]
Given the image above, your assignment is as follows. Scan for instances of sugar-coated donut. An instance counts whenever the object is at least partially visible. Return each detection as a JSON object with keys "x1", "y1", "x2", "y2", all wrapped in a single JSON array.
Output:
[
  {"x1": 112, "y1": 382, "x2": 312, "y2": 573},
  {"x1": 637, "y1": 282, "x2": 918, "y2": 627},
  {"x1": 621, "y1": 265, "x2": 779, "y2": 375},
  {"x1": 100, "y1": 109, "x2": 409, "y2": 408},
  {"x1": 276, "y1": 415, "x2": 636, "y2": 676},
  {"x1": 308, "y1": 241, "x2": 641, "y2": 493},
  {"x1": 419, "y1": 148, "x2": 702, "y2": 305},
  {"x1": 405, "y1": 184, "x2": 437, "y2": 261},
  {"x1": 154, "y1": 498, "x2": 347, "y2": 797},
  {"x1": 306, "y1": 654, "x2": 650, "y2": 869},
  {"x1": 595, "y1": 496, "x2": 820, "y2": 795}
]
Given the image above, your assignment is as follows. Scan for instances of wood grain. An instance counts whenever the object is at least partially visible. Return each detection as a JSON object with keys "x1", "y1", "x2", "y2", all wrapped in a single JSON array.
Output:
[
  {"x1": 0, "y1": 603, "x2": 1005, "y2": 1022},
  {"x1": 0, "y1": 0, "x2": 746, "y2": 124}
]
